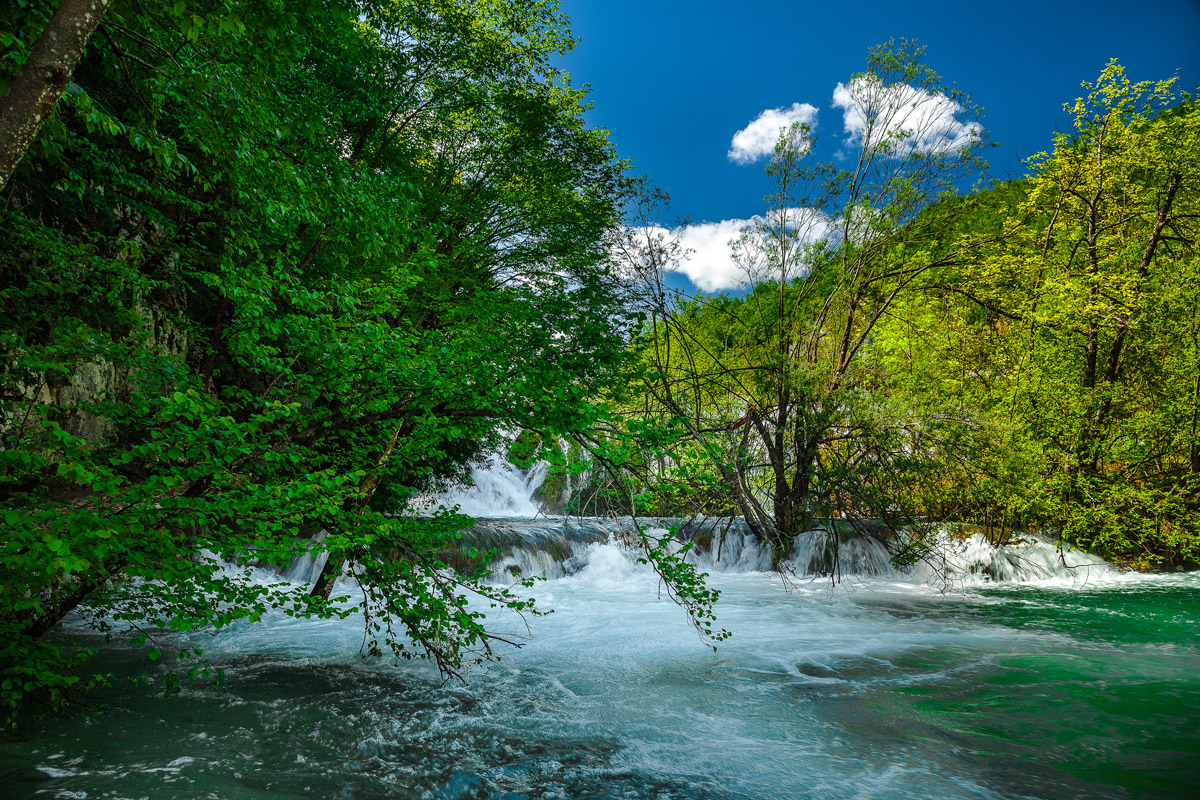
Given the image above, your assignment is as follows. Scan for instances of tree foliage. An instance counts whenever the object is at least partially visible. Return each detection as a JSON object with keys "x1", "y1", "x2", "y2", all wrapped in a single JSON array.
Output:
[
  {"x1": 945, "y1": 64, "x2": 1200, "y2": 565},
  {"x1": 619, "y1": 41, "x2": 988, "y2": 565},
  {"x1": 614, "y1": 54, "x2": 1199, "y2": 573},
  {"x1": 0, "y1": 0, "x2": 655, "y2": 722}
]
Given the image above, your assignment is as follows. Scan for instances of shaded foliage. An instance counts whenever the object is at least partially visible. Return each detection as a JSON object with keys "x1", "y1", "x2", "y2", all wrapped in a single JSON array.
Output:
[{"x1": 0, "y1": 0, "x2": 662, "y2": 722}]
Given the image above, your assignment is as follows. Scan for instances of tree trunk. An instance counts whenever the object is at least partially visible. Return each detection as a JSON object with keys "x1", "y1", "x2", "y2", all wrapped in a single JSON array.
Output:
[
  {"x1": 308, "y1": 556, "x2": 345, "y2": 605},
  {"x1": 307, "y1": 421, "x2": 409, "y2": 605},
  {"x1": 21, "y1": 558, "x2": 125, "y2": 639},
  {"x1": 0, "y1": 0, "x2": 111, "y2": 190}
]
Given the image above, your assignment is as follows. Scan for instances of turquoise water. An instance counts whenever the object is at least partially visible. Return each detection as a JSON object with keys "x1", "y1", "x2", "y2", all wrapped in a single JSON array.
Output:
[{"x1": 2, "y1": 544, "x2": 1197, "y2": 799}]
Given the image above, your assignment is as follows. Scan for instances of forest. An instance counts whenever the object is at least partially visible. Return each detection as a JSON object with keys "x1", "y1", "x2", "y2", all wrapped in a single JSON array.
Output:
[{"x1": 1, "y1": 0, "x2": 1198, "y2": 743}]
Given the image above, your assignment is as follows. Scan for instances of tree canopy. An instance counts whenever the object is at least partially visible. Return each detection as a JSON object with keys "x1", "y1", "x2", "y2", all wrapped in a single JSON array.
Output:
[
  {"x1": 3, "y1": 5, "x2": 1197, "y2": 727},
  {"x1": 0, "y1": 0, "x2": 655, "y2": 722}
]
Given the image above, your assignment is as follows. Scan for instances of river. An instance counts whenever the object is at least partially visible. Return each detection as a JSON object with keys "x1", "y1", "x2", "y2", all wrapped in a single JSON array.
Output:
[{"x1": 2, "y1": 467, "x2": 1197, "y2": 799}]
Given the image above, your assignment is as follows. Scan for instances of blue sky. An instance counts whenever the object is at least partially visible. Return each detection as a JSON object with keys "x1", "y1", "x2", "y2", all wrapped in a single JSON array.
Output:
[{"x1": 554, "y1": 0, "x2": 1200, "y2": 291}]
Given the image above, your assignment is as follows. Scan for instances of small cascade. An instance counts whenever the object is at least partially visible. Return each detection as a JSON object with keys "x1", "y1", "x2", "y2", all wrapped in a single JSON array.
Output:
[
  {"x1": 680, "y1": 520, "x2": 775, "y2": 573},
  {"x1": 463, "y1": 517, "x2": 901, "y2": 582},
  {"x1": 678, "y1": 519, "x2": 898, "y2": 577},
  {"x1": 236, "y1": 513, "x2": 1113, "y2": 592},
  {"x1": 423, "y1": 455, "x2": 548, "y2": 518},
  {"x1": 459, "y1": 518, "x2": 615, "y2": 581},
  {"x1": 786, "y1": 528, "x2": 897, "y2": 576},
  {"x1": 459, "y1": 518, "x2": 1111, "y2": 585},
  {"x1": 281, "y1": 530, "x2": 330, "y2": 585},
  {"x1": 927, "y1": 531, "x2": 1110, "y2": 583}
]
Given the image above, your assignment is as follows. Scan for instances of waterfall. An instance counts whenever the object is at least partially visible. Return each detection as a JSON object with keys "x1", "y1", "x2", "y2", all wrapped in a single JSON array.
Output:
[
  {"x1": 462, "y1": 518, "x2": 901, "y2": 582},
  {"x1": 281, "y1": 530, "x2": 330, "y2": 585},
  {"x1": 416, "y1": 454, "x2": 1107, "y2": 586},
  {"x1": 461, "y1": 517, "x2": 1116, "y2": 585},
  {"x1": 425, "y1": 455, "x2": 548, "y2": 518},
  {"x1": 255, "y1": 512, "x2": 1115, "y2": 592},
  {"x1": 255, "y1": 453, "x2": 1120, "y2": 590},
  {"x1": 923, "y1": 530, "x2": 1110, "y2": 584}
]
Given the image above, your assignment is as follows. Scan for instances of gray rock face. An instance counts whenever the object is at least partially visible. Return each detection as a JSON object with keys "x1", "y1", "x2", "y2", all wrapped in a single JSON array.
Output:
[
  {"x1": 50, "y1": 360, "x2": 117, "y2": 441},
  {"x1": 5, "y1": 304, "x2": 187, "y2": 447}
]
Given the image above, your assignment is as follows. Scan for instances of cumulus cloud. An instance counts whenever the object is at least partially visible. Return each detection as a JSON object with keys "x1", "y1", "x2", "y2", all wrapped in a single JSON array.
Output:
[
  {"x1": 831, "y1": 75, "x2": 981, "y2": 155},
  {"x1": 629, "y1": 208, "x2": 832, "y2": 292},
  {"x1": 671, "y1": 218, "x2": 751, "y2": 290},
  {"x1": 728, "y1": 102, "x2": 818, "y2": 164},
  {"x1": 624, "y1": 220, "x2": 748, "y2": 291}
]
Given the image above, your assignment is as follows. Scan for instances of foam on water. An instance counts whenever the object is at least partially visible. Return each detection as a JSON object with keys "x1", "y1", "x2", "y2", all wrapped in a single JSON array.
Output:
[
  {"x1": 462, "y1": 516, "x2": 1125, "y2": 588},
  {"x1": 17, "y1": 542, "x2": 1194, "y2": 800},
  {"x1": 418, "y1": 455, "x2": 548, "y2": 517},
  {"x1": 900, "y1": 528, "x2": 1144, "y2": 589},
  {"x1": 7, "y1": 457, "x2": 1198, "y2": 799}
]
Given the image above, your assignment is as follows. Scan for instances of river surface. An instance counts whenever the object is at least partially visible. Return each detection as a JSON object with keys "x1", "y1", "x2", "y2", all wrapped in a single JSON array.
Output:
[{"x1": 2, "y1": 524, "x2": 1197, "y2": 800}]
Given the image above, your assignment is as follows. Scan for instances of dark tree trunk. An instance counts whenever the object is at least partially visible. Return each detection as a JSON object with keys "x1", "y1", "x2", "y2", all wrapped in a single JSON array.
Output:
[
  {"x1": 21, "y1": 558, "x2": 124, "y2": 639},
  {"x1": 307, "y1": 421, "x2": 410, "y2": 605},
  {"x1": 308, "y1": 556, "x2": 345, "y2": 604},
  {"x1": 0, "y1": 0, "x2": 112, "y2": 190}
]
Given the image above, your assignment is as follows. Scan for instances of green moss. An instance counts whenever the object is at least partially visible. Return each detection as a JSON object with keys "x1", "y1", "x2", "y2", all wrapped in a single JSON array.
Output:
[{"x1": 506, "y1": 430, "x2": 543, "y2": 469}]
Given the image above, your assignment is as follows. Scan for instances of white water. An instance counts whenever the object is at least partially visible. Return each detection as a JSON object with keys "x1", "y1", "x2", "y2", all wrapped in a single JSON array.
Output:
[
  {"x1": 917, "y1": 531, "x2": 1111, "y2": 586},
  {"x1": 22, "y1": 538, "x2": 1196, "y2": 800},
  {"x1": 418, "y1": 458, "x2": 1117, "y2": 586},
  {"x1": 461, "y1": 515, "x2": 1117, "y2": 589},
  {"x1": 10, "y1": 457, "x2": 1199, "y2": 799},
  {"x1": 418, "y1": 455, "x2": 549, "y2": 517},
  {"x1": 238, "y1": 550, "x2": 1007, "y2": 797}
]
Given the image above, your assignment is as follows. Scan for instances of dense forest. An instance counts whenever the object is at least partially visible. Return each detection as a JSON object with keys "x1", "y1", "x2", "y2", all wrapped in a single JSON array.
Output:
[{"x1": 1, "y1": 0, "x2": 1197, "y2": 726}]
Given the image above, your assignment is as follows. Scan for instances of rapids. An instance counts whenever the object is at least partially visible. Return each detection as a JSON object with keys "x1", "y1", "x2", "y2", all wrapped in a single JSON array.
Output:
[{"x1": 3, "y1": 464, "x2": 1197, "y2": 799}]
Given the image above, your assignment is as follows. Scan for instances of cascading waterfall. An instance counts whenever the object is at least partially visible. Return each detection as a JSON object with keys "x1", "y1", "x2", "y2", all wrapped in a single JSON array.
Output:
[
  {"x1": 418, "y1": 457, "x2": 1117, "y2": 586},
  {"x1": 465, "y1": 518, "x2": 902, "y2": 583},
  {"x1": 464, "y1": 517, "x2": 1107, "y2": 585},
  {"x1": 420, "y1": 454, "x2": 548, "y2": 517},
  {"x1": 280, "y1": 529, "x2": 330, "y2": 585},
  {"x1": 921, "y1": 530, "x2": 1110, "y2": 584}
]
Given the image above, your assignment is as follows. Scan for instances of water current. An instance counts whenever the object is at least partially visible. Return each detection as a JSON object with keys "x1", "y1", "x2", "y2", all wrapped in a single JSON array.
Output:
[{"x1": 3, "y1": 464, "x2": 1198, "y2": 799}]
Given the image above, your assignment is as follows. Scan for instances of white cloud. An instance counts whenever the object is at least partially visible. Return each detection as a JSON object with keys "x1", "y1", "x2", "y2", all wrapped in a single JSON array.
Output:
[
  {"x1": 623, "y1": 221, "x2": 748, "y2": 291},
  {"x1": 831, "y1": 75, "x2": 981, "y2": 155},
  {"x1": 728, "y1": 102, "x2": 818, "y2": 164},
  {"x1": 630, "y1": 208, "x2": 832, "y2": 292},
  {"x1": 672, "y1": 218, "x2": 751, "y2": 290}
]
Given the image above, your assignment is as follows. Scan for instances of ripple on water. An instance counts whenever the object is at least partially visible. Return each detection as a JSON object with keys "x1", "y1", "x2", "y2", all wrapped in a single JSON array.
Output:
[{"x1": 3, "y1": 553, "x2": 1198, "y2": 799}]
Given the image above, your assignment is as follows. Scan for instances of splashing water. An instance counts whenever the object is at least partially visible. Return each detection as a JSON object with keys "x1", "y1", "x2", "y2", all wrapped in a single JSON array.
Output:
[
  {"x1": 5, "y1": 481, "x2": 1198, "y2": 799},
  {"x1": 420, "y1": 455, "x2": 549, "y2": 518},
  {"x1": 919, "y1": 531, "x2": 1111, "y2": 586}
]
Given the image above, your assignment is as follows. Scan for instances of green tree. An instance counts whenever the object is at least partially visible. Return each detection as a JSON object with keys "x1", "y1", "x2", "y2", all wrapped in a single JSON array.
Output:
[
  {"x1": 956, "y1": 64, "x2": 1200, "y2": 566},
  {"x1": 0, "y1": 0, "x2": 111, "y2": 189},
  {"x1": 624, "y1": 41, "x2": 987, "y2": 565},
  {"x1": 0, "y1": 0, "x2": 657, "y2": 722}
]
